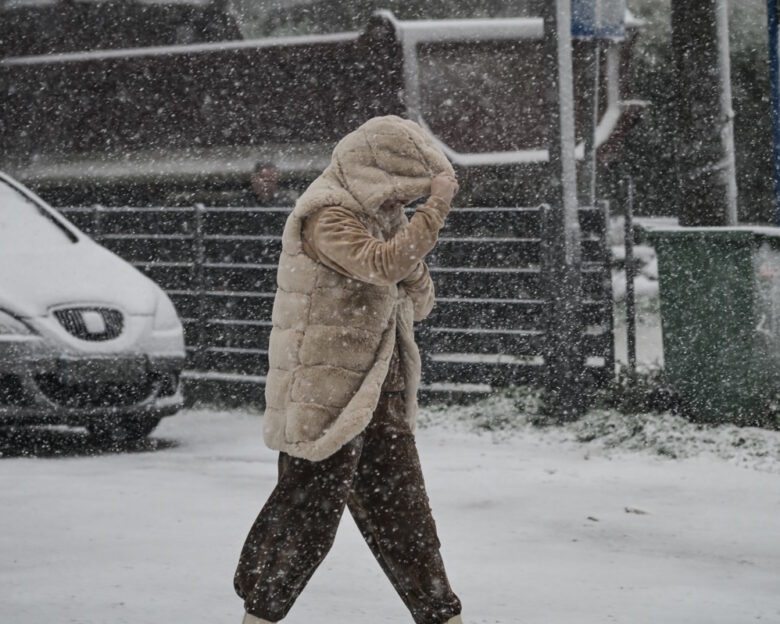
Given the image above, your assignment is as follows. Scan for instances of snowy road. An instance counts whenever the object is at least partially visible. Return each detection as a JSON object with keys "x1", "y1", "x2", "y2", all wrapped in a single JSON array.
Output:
[{"x1": 1, "y1": 408, "x2": 779, "y2": 624}]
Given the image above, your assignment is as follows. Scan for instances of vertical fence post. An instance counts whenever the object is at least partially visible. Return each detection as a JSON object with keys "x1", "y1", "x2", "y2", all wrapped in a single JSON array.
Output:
[
  {"x1": 193, "y1": 204, "x2": 208, "y2": 372},
  {"x1": 92, "y1": 204, "x2": 103, "y2": 242},
  {"x1": 623, "y1": 178, "x2": 637, "y2": 374},
  {"x1": 598, "y1": 199, "x2": 617, "y2": 382}
]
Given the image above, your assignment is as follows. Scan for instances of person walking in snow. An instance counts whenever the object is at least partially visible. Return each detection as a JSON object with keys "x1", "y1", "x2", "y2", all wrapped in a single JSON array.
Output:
[{"x1": 234, "y1": 115, "x2": 463, "y2": 624}]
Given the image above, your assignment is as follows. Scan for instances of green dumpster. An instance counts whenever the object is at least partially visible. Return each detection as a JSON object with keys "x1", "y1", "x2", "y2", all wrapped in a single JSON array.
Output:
[{"x1": 644, "y1": 225, "x2": 780, "y2": 426}]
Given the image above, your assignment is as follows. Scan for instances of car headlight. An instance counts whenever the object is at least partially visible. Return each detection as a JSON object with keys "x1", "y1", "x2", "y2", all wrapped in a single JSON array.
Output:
[
  {"x1": 153, "y1": 292, "x2": 181, "y2": 331},
  {"x1": 0, "y1": 309, "x2": 33, "y2": 335}
]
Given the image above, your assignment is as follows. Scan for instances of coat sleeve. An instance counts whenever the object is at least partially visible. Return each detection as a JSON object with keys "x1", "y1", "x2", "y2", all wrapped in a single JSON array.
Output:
[
  {"x1": 306, "y1": 196, "x2": 450, "y2": 287},
  {"x1": 399, "y1": 261, "x2": 436, "y2": 321}
]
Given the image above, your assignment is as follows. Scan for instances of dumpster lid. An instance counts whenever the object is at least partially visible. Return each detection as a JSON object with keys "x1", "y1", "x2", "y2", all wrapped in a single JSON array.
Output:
[{"x1": 638, "y1": 221, "x2": 780, "y2": 247}]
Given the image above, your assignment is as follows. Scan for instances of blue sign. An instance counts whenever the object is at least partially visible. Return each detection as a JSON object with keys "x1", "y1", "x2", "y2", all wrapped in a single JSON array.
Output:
[{"x1": 572, "y1": 0, "x2": 627, "y2": 39}]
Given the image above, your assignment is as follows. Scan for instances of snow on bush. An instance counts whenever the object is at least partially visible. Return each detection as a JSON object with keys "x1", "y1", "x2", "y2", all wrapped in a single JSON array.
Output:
[{"x1": 418, "y1": 389, "x2": 780, "y2": 474}]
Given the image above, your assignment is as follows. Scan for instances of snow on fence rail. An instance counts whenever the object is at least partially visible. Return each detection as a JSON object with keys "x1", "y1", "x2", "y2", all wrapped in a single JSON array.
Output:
[{"x1": 58, "y1": 205, "x2": 615, "y2": 404}]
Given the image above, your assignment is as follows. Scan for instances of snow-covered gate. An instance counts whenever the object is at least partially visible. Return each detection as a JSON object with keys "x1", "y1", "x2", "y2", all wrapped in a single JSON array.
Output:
[{"x1": 59, "y1": 204, "x2": 614, "y2": 404}]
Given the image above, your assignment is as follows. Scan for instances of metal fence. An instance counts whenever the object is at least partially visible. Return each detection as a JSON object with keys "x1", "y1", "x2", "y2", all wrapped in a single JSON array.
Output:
[{"x1": 59, "y1": 204, "x2": 615, "y2": 404}]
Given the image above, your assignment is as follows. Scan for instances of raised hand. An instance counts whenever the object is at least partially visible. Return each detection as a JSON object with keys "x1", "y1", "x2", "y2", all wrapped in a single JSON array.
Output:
[{"x1": 430, "y1": 172, "x2": 459, "y2": 204}]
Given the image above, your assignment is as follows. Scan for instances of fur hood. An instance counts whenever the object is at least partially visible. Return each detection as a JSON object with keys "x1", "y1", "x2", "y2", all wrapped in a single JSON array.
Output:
[{"x1": 291, "y1": 115, "x2": 455, "y2": 235}]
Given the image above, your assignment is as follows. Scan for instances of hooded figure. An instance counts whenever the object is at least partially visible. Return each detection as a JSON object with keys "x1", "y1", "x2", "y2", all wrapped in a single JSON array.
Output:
[
  {"x1": 235, "y1": 116, "x2": 464, "y2": 624},
  {"x1": 262, "y1": 115, "x2": 456, "y2": 461}
]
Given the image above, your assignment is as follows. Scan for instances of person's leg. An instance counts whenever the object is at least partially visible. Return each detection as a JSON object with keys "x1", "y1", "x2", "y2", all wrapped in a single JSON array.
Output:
[
  {"x1": 347, "y1": 393, "x2": 462, "y2": 624},
  {"x1": 234, "y1": 435, "x2": 364, "y2": 621}
]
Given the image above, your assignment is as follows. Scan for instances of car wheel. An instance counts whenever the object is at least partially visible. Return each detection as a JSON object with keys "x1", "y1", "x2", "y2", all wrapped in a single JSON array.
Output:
[{"x1": 87, "y1": 416, "x2": 161, "y2": 443}]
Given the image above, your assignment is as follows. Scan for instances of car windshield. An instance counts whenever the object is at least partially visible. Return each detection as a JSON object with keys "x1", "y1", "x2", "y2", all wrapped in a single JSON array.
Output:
[{"x1": 0, "y1": 180, "x2": 74, "y2": 250}]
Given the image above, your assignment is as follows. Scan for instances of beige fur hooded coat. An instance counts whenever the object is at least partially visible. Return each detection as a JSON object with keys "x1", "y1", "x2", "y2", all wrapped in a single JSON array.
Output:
[{"x1": 263, "y1": 115, "x2": 455, "y2": 461}]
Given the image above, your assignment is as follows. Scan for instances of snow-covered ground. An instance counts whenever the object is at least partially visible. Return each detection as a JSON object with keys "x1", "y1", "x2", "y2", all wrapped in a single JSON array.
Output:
[
  {"x1": 2, "y1": 404, "x2": 779, "y2": 624},
  {"x1": 2, "y1": 216, "x2": 777, "y2": 623}
]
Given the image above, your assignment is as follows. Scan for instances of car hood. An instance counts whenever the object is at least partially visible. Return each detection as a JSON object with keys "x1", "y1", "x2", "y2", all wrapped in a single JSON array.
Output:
[{"x1": 0, "y1": 240, "x2": 159, "y2": 318}]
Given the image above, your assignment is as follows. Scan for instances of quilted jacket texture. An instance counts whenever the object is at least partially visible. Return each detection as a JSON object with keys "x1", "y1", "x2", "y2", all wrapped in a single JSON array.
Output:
[{"x1": 262, "y1": 115, "x2": 454, "y2": 461}]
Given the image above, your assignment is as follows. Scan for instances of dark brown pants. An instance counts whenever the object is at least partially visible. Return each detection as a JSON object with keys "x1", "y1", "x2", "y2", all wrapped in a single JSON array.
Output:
[{"x1": 234, "y1": 393, "x2": 462, "y2": 623}]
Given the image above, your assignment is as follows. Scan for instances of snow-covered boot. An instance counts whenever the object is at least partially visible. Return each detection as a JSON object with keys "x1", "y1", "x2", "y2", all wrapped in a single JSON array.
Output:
[
  {"x1": 242, "y1": 612, "x2": 275, "y2": 624},
  {"x1": 446, "y1": 616, "x2": 463, "y2": 624}
]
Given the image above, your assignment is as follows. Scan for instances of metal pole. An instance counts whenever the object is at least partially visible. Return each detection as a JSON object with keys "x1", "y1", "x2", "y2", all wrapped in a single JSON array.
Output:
[
  {"x1": 599, "y1": 199, "x2": 617, "y2": 382},
  {"x1": 769, "y1": 0, "x2": 780, "y2": 225},
  {"x1": 92, "y1": 204, "x2": 103, "y2": 243},
  {"x1": 715, "y1": 0, "x2": 738, "y2": 225},
  {"x1": 581, "y1": 40, "x2": 601, "y2": 208},
  {"x1": 623, "y1": 177, "x2": 637, "y2": 374},
  {"x1": 193, "y1": 203, "x2": 207, "y2": 372},
  {"x1": 542, "y1": 0, "x2": 585, "y2": 421}
]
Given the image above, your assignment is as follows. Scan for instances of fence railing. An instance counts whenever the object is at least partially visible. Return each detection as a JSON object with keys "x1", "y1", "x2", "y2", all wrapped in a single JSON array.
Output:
[{"x1": 59, "y1": 204, "x2": 615, "y2": 404}]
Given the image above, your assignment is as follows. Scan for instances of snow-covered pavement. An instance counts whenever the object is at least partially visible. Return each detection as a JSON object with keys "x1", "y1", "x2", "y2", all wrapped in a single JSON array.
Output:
[{"x1": 1, "y1": 407, "x2": 779, "y2": 624}]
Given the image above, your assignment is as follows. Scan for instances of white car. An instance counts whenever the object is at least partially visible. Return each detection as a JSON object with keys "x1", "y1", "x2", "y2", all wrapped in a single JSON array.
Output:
[{"x1": 0, "y1": 172, "x2": 185, "y2": 441}]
